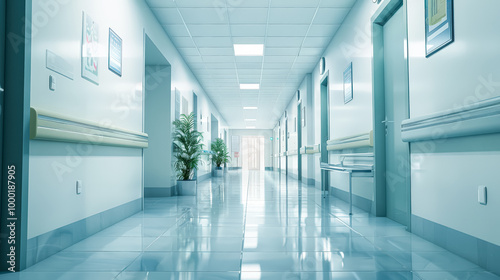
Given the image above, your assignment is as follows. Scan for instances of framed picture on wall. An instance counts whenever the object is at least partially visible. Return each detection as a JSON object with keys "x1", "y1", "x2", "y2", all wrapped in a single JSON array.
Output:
[
  {"x1": 108, "y1": 28, "x2": 122, "y2": 76},
  {"x1": 425, "y1": 0, "x2": 454, "y2": 57},
  {"x1": 343, "y1": 62, "x2": 353, "y2": 104},
  {"x1": 81, "y1": 11, "x2": 99, "y2": 85}
]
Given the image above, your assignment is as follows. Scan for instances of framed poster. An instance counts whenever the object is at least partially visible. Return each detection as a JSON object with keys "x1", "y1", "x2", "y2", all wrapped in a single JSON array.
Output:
[
  {"x1": 425, "y1": 0, "x2": 454, "y2": 57},
  {"x1": 343, "y1": 62, "x2": 353, "y2": 104},
  {"x1": 108, "y1": 28, "x2": 122, "y2": 76},
  {"x1": 81, "y1": 12, "x2": 99, "y2": 84}
]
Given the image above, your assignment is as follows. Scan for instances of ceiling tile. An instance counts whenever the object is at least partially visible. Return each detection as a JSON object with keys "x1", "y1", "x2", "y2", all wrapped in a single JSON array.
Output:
[
  {"x1": 302, "y1": 36, "x2": 331, "y2": 48},
  {"x1": 230, "y1": 25, "x2": 267, "y2": 37},
  {"x1": 266, "y1": 37, "x2": 304, "y2": 48},
  {"x1": 152, "y1": 8, "x2": 183, "y2": 24},
  {"x1": 268, "y1": 8, "x2": 316, "y2": 24},
  {"x1": 271, "y1": 0, "x2": 320, "y2": 7},
  {"x1": 299, "y1": 48, "x2": 324, "y2": 56},
  {"x1": 198, "y1": 48, "x2": 234, "y2": 55},
  {"x1": 179, "y1": 8, "x2": 228, "y2": 24},
  {"x1": 162, "y1": 25, "x2": 190, "y2": 37},
  {"x1": 193, "y1": 36, "x2": 233, "y2": 48},
  {"x1": 265, "y1": 48, "x2": 300, "y2": 56},
  {"x1": 308, "y1": 24, "x2": 340, "y2": 37},
  {"x1": 267, "y1": 25, "x2": 309, "y2": 37},
  {"x1": 188, "y1": 25, "x2": 231, "y2": 36},
  {"x1": 171, "y1": 36, "x2": 196, "y2": 48},
  {"x1": 228, "y1": 8, "x2": 269, "y2": 24},
  {"x1": 203, "y1": 55, "x2": 234, "y2": 63},
  {"x1": 146, "y1": 0, "x2": 176, "y2": 8},
  {"x1": 320, "y1": 0, "x2": 357, "y2": 8},
  {"x1": 313, "y1": 8, "x2": 350, "y2": 25}
]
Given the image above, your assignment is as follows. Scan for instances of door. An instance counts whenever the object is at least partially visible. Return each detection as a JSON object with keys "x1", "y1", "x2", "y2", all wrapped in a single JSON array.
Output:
[
  {"x1": 320, "y1": 75, "x2": 329, "y2": 195},
  {"x1": 297, "y1": 102, "x2": 302, "y2": 181},
  {"x1": 383, "y1": 7, "x2": 411, "y2": 226},
  {"x1": 242, "y1": 136, "x2": 264, "y2": 171}
]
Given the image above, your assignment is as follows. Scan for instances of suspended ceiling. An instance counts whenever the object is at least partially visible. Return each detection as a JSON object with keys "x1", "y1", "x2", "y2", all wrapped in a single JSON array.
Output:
[{"x1": 145, "y1": 0, "x2": 357, "y2": 129}]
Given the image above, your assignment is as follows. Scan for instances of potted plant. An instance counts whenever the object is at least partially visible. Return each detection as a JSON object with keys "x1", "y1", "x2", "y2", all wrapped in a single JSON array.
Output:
[
  {"x1": 211, "y1": 138, "x2": 230, "y2": 177},
  {"x1": 173, "y1": 113, "x2": 204, "y2": 196}
]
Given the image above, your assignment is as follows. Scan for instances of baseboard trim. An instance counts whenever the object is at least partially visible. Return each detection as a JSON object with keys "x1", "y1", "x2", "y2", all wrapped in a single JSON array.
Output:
[
  {"x1": 411, "y1": 215, "x2": 500, "y2": 276},
  {"x1": 329, "y1": 187, "x2": 372, "y2": 213},
  {"x1": 265, "y1": 167, "x2": 273, "y2": 171},
  {"x1": 144, "y1": 186, "x2": 176, "y2": 197},
  {"x1": 197, "y1": 172, "x2": 212, "y2": 182},
  {"x1": 26, "y1": 198, "x2": 142, "y2": 268},
  {"x1": 228, "y1": 167, "x2": 242, "y2": 170}
]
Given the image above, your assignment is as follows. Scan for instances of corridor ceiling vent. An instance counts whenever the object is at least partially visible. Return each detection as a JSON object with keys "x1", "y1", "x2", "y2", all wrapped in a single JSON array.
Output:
[
  {"x1": 234, "y1": 44, "x2": 264, "y2": 56},
  {"x1": 240, "y1": 84, "x2": 260, "y2": 90}
]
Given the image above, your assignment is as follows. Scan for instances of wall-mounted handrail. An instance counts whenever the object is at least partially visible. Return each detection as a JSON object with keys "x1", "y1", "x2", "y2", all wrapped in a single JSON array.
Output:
[
  {"x1": 327, "y1": 131, "x2": 374, "y2": 151},
  {"x1": 300, "y1": 144, "x2": 321, "y2": 154},
  {"x1": 30, "y1": 107, "x2": 148, "y2": 148},
  {"x1": 401, "y1": 97, "x2": 500, "y2": 142},
  {"x1": 287, "y1": 149, "x2": 298, "y2": 156}
]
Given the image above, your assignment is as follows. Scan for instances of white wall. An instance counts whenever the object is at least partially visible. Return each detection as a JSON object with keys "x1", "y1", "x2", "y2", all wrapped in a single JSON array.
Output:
[
  {"x1": 407, "y1": 0, "x2": 500, "y2": 246},
  {"x1": 227, "y1": 129, "x2": 273, "y2": 169},
  {"x1": 28, "y1": 0, "x2": 225, "y2": 238}
]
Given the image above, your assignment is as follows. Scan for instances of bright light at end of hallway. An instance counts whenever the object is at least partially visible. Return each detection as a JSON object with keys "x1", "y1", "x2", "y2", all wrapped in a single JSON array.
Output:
[{"x1": 234, "y1": 44, "x2": 264, "y2": 56}]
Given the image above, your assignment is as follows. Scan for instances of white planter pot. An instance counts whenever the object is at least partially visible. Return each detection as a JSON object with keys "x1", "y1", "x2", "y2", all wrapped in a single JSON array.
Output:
[
  {"x1": 214, "y1": 168, "x2": 223, "y2": 177},
  {"x1": 178, "y1": 180, "x2": 197, "y2": 196}
]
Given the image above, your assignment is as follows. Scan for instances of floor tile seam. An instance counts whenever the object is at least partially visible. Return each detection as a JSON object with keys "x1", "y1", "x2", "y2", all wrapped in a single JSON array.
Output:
[
  {"x1": 239, "y1": 173, "x2": 252, "y2": 280},
  {"x1": 113, "y1": 204, "x2": 194, "y2": 279},
  {"x1": 306, "y1": 180, "x2": 415, "y2": 271}
]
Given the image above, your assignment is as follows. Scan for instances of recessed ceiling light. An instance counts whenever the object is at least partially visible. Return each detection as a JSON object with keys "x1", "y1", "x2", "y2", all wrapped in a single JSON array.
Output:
[
  {"x1": 246, "y1": 126, "x2": 256, "y2": 129},
  {"x1": 240, "y1": 84, "x2": 260, "y2": 90},
  {"x1": 234, "y1": 44, "x2": 264, "y2": 56},
  {"x1": 245, "y1": 119, "x2": 257, "y2": 121},
  {"x1": 243, "y1": 107, "x2": 258, "y2": 110}
]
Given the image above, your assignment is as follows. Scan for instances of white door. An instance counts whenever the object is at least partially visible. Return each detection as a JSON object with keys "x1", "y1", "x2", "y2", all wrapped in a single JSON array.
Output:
[{"x1": 383, "y1": 7, "x2": 411, "y2": 226}]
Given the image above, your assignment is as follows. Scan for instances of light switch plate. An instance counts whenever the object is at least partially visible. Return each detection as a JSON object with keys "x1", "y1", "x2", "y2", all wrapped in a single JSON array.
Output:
[
  {"x1": 478, "y1": 186, "x2": 487, "y2": 205},
  {"x1": 76, "y1": 180, "x2": 83, "y2": 195},
  {"x1": 49, "y1": 75, "x2": 56, "y2": 91}
]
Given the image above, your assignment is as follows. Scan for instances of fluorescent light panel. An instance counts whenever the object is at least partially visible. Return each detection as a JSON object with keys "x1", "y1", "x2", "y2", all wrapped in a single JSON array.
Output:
[
  {"x1": 245, "y1": 119, "x2": 257, "y2": 121},
  {"x1": 234, "y1": 44, "x2": 264, "y2": 56},
  {"x1": 240, "y1": 84, "x2": 260, "y2": 90},
  {"x1": 243, "y1": 107, "x2": 258, "y2": 110},
  {"x1": 246, "y1": 126, "x2": 256, "y2": 129}
]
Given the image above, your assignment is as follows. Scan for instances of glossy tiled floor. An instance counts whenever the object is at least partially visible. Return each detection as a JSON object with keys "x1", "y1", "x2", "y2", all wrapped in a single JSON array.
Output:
[{"x1": 2, "y1": 171, "x2": 499, "y2": 280}]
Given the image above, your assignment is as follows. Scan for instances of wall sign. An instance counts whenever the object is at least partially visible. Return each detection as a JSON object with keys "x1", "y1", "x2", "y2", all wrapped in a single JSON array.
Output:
[
  {"x1": 343, "y1": 62, "x2": 353, "y2": 104},
  {"x1": 108, "y1": 28, "x2": 122, "y2": 76},
  {"x1": 81, "y1": 11, "x2": 99, "y2": 84},
  {"x1": 425, "y1": 0, "x2": 454, "y2": 57}
]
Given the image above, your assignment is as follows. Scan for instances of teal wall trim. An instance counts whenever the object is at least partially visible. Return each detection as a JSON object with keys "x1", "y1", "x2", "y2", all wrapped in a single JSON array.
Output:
[
  {"x1": 302, "y1": 177, "x2": 316, "y2": 186},
  {"x1": 144, "y1": 186, "x2": 176, "y2": 197},
  {"x1": 197, "y1": 172, "x2": 212, "y2": 182},
  {"x1": 26, "y1": 198, "x2": 141, "y2": 268},
  {"x1": 330, "y1": 187, "x2": 373, "y2": 214},
  {"x1": 0, "y1": 0, "x2": 31, "y2": 272},
  {"x1": 412, "y1": 215, "x2": 500, "y2": 276}
]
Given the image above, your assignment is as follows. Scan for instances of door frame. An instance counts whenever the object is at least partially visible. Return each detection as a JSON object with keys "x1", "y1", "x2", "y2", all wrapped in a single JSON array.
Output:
[
  {"x1": 371, "y1": 0, "x2": 412, "y2": 230},
  {"x1": 297, "y1": 97, "x2": 302, "y2": 181},
  {"x1": 320, "y1": 71, "x2": 330, "y2": 197}
]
